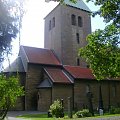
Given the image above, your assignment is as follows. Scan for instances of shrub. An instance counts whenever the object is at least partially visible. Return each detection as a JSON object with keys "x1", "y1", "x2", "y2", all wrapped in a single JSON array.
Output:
[
  {"x1": 109, "y1": 106, "x2": 120, "y2": 114},
  {"x1": 49, "y1": 99, "x2": 64, "y2": 118},
  {"x1": 114, "y1": 108, "x2": 120, "y2": 114},
  {"x1": 75, "y1": 109, "x2": 92, "y2": 118},
  {"x1": 109, "y1": 106, "x2": 116, "y2": 114}
]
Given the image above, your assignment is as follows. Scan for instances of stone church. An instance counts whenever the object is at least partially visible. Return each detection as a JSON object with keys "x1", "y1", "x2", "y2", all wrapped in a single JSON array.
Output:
[{"x1": 5, "y1": 0, "x2": 120, "y2": 112}]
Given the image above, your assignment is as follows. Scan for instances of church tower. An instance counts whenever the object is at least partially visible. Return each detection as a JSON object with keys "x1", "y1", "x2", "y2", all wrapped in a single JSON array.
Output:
[{"x1": 44, "y1": 0, "x2": 91, "y2": 67}]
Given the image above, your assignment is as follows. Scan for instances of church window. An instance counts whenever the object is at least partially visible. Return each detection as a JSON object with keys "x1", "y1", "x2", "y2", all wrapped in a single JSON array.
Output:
[
  {"x1": 49, "y1": 20, "x2": 51, "y2": 30},
  {"x1": 52, "y1": 17, "x2": 55, "y2": 28},
  {"x1": 71, "y1": 14, "x2": 76, "y2": 25},
  {"x1": 77, "y1": 58, "x2": 80, "y2": 66},
  {"x1": 76, "y1": 33, "x2": 80, "y2": 44},
  {"x1": 78, "y1": 16, "x2": 82, "y2": 27}
]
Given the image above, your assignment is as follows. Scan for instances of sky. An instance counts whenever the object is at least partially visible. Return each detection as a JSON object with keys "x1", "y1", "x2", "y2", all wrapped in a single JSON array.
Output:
[{"x1": 3, "y1": 0, "x2": 106, "y2": 69}]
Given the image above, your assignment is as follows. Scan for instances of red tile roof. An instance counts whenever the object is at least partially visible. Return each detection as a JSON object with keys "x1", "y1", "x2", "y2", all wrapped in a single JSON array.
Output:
[
  {"x1": 44, "y1": 67, "x2": 73, "y2": 84},
  {"x1": 64, "y1": 65, "x2": 95, "y2": 79},
  {"x1": 21, "y1": 46, "x2": 61, "y2": 66}
]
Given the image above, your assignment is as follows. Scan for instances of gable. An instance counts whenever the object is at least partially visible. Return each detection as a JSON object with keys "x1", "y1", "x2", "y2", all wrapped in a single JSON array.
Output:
[
  {"x1": 4, "y1": 57, "x2": 25, "y2": 73},
  {"x1": 19, "y1": 46, "x2": 62, "y2": 69}
]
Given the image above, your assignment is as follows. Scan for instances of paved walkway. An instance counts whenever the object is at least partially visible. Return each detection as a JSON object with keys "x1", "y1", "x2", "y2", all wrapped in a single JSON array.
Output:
[{"x1": 6, "y1": 111, "x2": 120, "y2": 120}]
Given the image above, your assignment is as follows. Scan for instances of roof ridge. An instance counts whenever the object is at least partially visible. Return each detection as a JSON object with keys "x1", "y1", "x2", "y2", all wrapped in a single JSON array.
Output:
[
  {"x1": 64, "y1": 0, "x2": 91, "y2": 12},
  {"x1": 21, "y1": 45, "x2": 51, "y2": 51},
  {"x1": 62, "y1": 69, "x2": 74, "y2": 83},
  {"x1": 64, "y1": 65, "x2": 89, "y2": 69}
]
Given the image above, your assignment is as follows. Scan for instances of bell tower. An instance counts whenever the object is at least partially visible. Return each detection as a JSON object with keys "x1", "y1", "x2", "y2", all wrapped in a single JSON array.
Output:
[{"x1": 44, "y1": 0, "x2": 91, "y2": 67}]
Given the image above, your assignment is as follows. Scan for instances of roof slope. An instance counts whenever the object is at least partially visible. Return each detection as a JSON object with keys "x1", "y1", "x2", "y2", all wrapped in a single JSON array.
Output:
[
  {"x1": 4, "y1": 57, "x2": 25, "y2": 72},
  {"x1": 21, "y1": 46, "x2": 61, "y2": 66},
  {"x1": 64, "y1": 65, "x2": 95, "y2": 79},
  {"x1": 44, "y1": 67, "x2": 73, "y2": 84},
  {"x1": 64, "y1": 0, "x2": 91, "y2": 12}
]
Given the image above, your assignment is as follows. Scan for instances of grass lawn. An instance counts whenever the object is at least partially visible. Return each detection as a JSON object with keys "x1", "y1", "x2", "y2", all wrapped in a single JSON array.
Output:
[{"x1": 18, "y1": 113, "x2": 120, "y2": 120}]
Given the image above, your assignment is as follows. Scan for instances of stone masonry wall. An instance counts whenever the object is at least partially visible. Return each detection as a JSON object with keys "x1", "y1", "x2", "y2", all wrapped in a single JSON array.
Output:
[
  {"x1": 61, "y1": 5, "x2": 91, "y2": 66},
  {"x1": 74, "y1": 80, "x2": 120, "y2": 111},
  {"x1": 52, "y1": 84, "x2": 73, "y2": 110},
  {"x1": 25, "y1": 64, "x2": 43, "y2": 110},
  {"x1": 38, "y1": 88, "x2": 52, "y2": 112}
]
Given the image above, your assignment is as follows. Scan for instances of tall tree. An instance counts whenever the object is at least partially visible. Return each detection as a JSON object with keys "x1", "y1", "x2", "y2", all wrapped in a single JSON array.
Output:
[
  {"x1": 79, "y1": 0, "x2": 120, "y2": 80},
  {"x1": 0, "y1": 1, "x2": 25, "y2": 119},
  {"x1": 0, "y1": 0, "x2": 25, "y2": 64}
]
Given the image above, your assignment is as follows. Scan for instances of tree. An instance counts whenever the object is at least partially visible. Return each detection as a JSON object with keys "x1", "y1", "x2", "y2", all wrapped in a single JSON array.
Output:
[
  {"x1": 86, "y1": 0, "x2": 120, "y2": 27},
  {"x1": 0, "y1": 74, "x2": 24, "y2": 120},
  {"x1": 0, "y1": 0, "x2": 25, "y2": 64},
  {"x1": 79, "y1": 0, "x2": 120, "y2": 80}
]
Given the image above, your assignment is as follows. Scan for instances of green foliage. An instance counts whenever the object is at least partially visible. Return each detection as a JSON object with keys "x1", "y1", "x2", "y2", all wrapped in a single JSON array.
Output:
[
  {"x1": 0, "y1": 74, "x2": 24, "y2": 120},
  {"x1": 75, "y1": 109, "x2": 92, "y2": 118},
  {"x1": 79, "y1": 0, "x2": 120, "y2": 81},
  {"x1": 49, "y1": 99, "x2": 64, "y2": 118},
  {"x1": 79, "y1": 24, "x2": 120, "y2": 80},
  {"x1": 86, "y1": 0, "x2": 120, "y2": 27},
  {"x1": 109, "y1": 106, "x2": 120, "y2": 114}
]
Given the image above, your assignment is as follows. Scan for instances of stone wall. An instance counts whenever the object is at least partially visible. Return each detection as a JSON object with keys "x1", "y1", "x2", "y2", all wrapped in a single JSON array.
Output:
[
  {"x1": 61, "y1": 5, "x2": 91, "y2": 66},
  {"x1": 25, "y1": 64, "x2": 43, "y2": 110},
  {"x1": 74, "y1": 79, "x2": 120, "y2": 111},
  {"x1": 74, "y1": 80, "x2": 88, "y2": 110},
  {"x1": 52, "y1": 84, "x2": 73, "y2": 110},
  {"x1": 38, "y1": 88, "x2": 52, "y2": 112}
]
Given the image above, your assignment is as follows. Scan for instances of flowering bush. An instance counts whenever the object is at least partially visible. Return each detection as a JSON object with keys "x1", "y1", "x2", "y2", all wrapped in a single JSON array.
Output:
[{"x1": 49, "y1": 99, "x2": 64, "y2": 118}]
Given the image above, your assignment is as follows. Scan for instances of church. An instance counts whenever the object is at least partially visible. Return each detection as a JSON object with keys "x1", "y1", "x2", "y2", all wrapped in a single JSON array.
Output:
[{"x1": 5, "y1": 0, "x2": 120, "y2": 112}]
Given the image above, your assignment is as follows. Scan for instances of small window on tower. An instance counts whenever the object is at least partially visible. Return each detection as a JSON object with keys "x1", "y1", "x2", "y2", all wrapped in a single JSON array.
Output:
[
  {"x1": 52, "y1": 17, "x2": 55, "y2": 28},
  {"x1": 71, "y1": 14, "x2": 76, "y2": 25},
  {"x1": 77, "y1": 58, "x2": 80, "y2": 66},
  {"x1": 78, "y1": 16, "x2": 82, "y2": 27},
  {"x1": 76, "y1": 33, "x2": 80, "y2": 44},
  {"x1": 49, "y1": 20, "x2": 51, "y2": 31}
]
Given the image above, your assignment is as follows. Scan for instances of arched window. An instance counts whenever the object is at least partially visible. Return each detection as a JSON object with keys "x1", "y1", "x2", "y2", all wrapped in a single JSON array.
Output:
[
  {"x1": 77, "y1": 58, "x2": 80, "y2": 66},
  {"x1": 71, "y1": 14, "x2": 76, "y2": 25},
  {"x1": 78, "y1": 16, "x2": 82, "y2": 27},
  {"x1": 52, "y1": 17, "x2": 55, "y2": 28},
  {"x1": 76, "y1": 33, "x2": 80, "y2": 44},
  {"x1": 49, "y1": 20, "x2": 51, "y2": 31}
]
